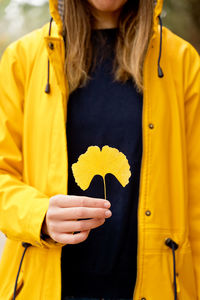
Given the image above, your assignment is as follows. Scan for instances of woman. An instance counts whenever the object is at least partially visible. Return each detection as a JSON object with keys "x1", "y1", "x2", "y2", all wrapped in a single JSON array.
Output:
[{"x1": 0, "y1": 0, "x2": 200, "y2": 299}]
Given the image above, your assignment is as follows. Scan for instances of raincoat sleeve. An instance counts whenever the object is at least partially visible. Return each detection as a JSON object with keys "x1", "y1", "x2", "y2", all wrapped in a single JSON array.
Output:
[
  {"x1": 184, "y1": 46, "x2": 200, "y2": 296},
  {"x1": 0, "y1": 44, "x2": 63, "y2": 249}
]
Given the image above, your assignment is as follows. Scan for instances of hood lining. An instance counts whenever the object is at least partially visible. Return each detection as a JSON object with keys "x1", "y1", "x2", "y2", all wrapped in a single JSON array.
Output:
[{"x1": 58, "y1": 0, "x2": 64, "y2": 24}]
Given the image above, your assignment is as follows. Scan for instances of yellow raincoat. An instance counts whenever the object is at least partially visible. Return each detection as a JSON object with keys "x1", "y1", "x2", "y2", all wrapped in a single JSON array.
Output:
[{"x1": 0, "y1": 0, "x2": 200, "y2": 299}]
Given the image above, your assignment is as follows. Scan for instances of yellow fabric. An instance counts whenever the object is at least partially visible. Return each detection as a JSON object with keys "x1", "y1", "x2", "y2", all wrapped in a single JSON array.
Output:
[{"x1": 0, "y1": 0, "x2": 200, "y2": 299}]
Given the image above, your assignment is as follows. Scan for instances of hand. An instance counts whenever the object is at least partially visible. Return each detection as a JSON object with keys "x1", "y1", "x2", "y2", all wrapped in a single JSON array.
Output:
[{"x1": 42, "y1": 194, "x2": 112, "y2": 244}]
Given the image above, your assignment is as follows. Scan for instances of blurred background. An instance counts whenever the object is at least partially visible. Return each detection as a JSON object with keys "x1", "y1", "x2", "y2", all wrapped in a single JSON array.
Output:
[{"x1": 0, "y1": 0, "x2": 200, "y2": 258}]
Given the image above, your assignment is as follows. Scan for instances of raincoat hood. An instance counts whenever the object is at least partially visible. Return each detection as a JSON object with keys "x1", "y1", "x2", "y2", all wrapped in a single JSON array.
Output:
[
  {"x1": 49, "y1": 0, "x2": 164, "y2": 35},
  {"x1": 46, "y1": 0, "x2": 165, "y2": 94}
]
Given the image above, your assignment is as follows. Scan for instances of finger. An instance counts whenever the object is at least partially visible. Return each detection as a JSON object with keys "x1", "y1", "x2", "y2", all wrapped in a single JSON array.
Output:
[
  {"x1": 52, "y1": 195, "x2": 111, "y2": 209},
  {"x1": 53, "y1": 230, "x2": 90, "y2": 245},
  {"x1": 55, "y1": 218, "x2": 105, "y2": 233},
  {"x1": 58, "y1": 207, "x2": 112, "y2": 220}
]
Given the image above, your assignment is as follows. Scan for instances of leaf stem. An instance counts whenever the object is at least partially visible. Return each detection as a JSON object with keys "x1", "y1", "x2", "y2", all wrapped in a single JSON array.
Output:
[{"x1": 103, "y1": 176, "x2": 107, "y2": 200}]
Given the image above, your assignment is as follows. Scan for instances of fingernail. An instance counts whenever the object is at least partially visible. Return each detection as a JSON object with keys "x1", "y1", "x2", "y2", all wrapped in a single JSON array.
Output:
[
  {"x1": 104, "y1": 201, "x2": 111, "y2": 208},
  {"x1": 105, "y1": 210, "x2": 112, "y2": 217}
]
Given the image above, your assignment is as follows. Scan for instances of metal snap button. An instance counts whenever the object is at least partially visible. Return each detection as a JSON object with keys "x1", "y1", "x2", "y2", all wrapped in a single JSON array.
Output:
[
  {"x1": 149, "y1": 123, "x2": 154, "y2": 129},
  {"x1": 48, "y1": 42, "x2": 54, "y2": 50},
  {"x1": 145, "y1": 210, "x2": 151, "y2": 216}
]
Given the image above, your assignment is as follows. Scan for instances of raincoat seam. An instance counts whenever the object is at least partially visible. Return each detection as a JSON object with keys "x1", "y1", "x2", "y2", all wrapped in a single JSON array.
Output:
[
  {"x1": 138, "y1": 38, "x2": 155, "y2": 297},
  {"x1": 136, "y1": 59, "x2": 151, "y2": 300},
  {"x1": 142, "y1": 82, "x2": 151, "y2": 297}
]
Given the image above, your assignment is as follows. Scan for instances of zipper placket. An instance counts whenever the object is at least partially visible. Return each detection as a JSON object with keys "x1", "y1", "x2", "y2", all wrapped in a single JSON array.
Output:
[{"x1": 132, "y1": 36, "x2": 154, "y2": 300}]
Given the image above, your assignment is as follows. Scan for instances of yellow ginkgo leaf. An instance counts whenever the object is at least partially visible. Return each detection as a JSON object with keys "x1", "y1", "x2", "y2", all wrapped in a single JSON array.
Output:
[{"x1": 72, "y1": 145, "x2": 131, "y2": 198}]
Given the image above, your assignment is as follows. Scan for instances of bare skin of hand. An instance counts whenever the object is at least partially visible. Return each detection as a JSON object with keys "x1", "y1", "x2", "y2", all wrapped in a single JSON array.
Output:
[{"x1": 42, "y1": 194, "x2": 112, "y2": 245}]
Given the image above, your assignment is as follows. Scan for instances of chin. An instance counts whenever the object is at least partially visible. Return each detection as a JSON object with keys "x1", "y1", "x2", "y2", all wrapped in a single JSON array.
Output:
[{"x1": 88, "y1": 0, "x2": 128, "y2": 12}]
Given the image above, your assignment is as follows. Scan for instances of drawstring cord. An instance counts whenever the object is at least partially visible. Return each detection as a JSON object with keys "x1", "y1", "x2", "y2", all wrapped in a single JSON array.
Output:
[
  {"x1": 165, "y1": 238, "x2": 179, "y2": 300},
  {"x1": 45, "y1": 60, "x2": 51, "y2": 94},
  {"x1": 12, "y1": 242, "x2": 31, "y2": 300},
  {"x1": 158, "y1": 15, "x2": 164, "y2": 78},
  {"x1": 45, "y1": 17, "x2": 53, "y2": 94}
]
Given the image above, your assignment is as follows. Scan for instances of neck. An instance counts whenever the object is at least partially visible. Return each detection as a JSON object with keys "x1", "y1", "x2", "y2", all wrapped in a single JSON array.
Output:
[{"x1": 92, "y1": 9, "x2": 121, "y2": 29}]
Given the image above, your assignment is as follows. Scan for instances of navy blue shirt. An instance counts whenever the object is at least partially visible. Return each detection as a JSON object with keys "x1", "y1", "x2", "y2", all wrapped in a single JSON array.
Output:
[{"x1": 61, "y1": 28, "x2": 143, "y2": 299}]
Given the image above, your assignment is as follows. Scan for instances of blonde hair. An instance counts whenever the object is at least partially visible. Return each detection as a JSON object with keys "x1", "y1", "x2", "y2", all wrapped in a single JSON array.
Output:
[{"x1": 64, "y1": 0, "x2": 154, "y2": 93}]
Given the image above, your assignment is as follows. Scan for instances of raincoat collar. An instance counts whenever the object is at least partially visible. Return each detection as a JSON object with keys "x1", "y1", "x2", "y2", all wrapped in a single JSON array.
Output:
[{"x1": 49, "y1": 0, "x2": 164, "y2": 36}]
